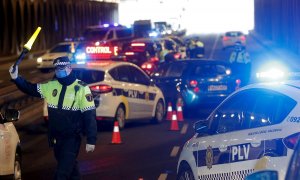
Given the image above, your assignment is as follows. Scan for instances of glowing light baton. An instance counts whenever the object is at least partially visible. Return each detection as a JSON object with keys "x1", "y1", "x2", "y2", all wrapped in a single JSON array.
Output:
[{"x1": 12, "y1": 27, "x2": 42, "y2": 73}]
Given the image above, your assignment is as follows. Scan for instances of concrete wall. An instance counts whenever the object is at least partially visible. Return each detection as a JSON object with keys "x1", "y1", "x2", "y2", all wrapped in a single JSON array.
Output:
[
  {"x1": 254, "y1": 0, "x2": 300, "y2": 54},
  {"x1": 0, "y1": 0, "x2": 118, "y2": 56}
]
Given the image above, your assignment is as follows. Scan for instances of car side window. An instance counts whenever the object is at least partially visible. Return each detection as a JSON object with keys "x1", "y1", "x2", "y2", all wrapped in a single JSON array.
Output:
[
  {"x1": 128, "y1": 66, "x2": 150, "y2": 85},
  {"x1": 243, "y1": 89, "x2": 296, "y2": 129},
  {"x1": 109, "y1": 68, "x2": 119, "y2": 80},
  {"x1": 113, "y1": 66, "x2": 130, "y2": 82},
  {"x1": 209, "y1": 92, "x2": 249, "y2": 134}
]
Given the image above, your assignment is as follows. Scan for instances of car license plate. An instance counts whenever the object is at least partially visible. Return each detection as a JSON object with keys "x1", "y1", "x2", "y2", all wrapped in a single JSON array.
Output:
[{"x1": 208, "y1": 85, "x2": 227, "y2": 91}]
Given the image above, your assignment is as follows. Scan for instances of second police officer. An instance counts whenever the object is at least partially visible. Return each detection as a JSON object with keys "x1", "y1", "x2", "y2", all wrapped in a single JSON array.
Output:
[{"x1": 9, "y1": 56, "x2": 97, "y2": 180}]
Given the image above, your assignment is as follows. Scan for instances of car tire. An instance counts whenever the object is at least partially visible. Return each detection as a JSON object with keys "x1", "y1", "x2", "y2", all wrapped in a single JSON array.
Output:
[
  {"x1": 151, "y1": 100, "x2": 164, "y2": 124},
  {"x1": 177, "y1": 163, "x2": 195, "y2": 180},
  {"x1": 115, "y1": 105, "x2": 126, "y2": 130}
]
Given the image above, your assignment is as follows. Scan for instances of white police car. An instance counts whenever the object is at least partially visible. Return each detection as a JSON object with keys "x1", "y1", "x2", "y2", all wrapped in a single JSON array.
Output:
[
  {"x1": 44, "y1": 61, "x2": 165, "y2": 129},
  {"x1": 0, "y1": 109, "x2": 21, "y2": 179},
  {"x1": 36, "y1": 41, "x2": 78, "y2": 72},
  {"x1": 177, "y1": 81, "x2": 300, "y2": 180}
]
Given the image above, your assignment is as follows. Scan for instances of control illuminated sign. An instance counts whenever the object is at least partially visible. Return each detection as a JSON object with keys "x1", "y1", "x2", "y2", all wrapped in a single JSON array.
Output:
[{"x1": 85, "y1": 46, "x2": 118, "y2": 59}]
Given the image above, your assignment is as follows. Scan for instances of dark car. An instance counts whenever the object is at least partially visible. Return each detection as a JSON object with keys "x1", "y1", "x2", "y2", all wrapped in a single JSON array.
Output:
[{"x1": 151, "y1": 59, "x2": 241, "y2": 114}]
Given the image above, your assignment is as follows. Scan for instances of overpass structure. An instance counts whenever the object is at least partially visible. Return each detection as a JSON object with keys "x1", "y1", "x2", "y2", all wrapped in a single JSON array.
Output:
[
  {"x1": 255, "y1": 0, "x2": 300, "y2": 55},
  {"x1": 0, "y1": 0, "x2": 118, "y2": 56}
]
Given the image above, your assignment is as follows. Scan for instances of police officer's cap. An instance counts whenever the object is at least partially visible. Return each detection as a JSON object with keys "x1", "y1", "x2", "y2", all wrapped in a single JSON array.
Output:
[{"x1": 53, "y1": 56, "x2": 71, "y2": 68}]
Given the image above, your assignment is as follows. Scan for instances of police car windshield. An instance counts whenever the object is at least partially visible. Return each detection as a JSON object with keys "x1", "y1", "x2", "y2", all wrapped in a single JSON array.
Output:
[
  {"x1": 50, "y1": 44, "x2": 71, "y2": 53},
  {"x1": 73, "y1": 69, "x2": 105, "y2": 84}
]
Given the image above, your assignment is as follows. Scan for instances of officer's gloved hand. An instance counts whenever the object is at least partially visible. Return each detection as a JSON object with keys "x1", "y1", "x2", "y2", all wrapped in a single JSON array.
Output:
[
  {"x1": 86, "y1": 144, "x2": 95, "y2": 153},
  {"x1": 9, "y1": 65, "x2": 18, "y2": 80}
]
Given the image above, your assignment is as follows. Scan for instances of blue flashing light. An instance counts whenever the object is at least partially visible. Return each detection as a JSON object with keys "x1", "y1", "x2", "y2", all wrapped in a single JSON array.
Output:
[
  {"x1": 75, "y1": 52, "x2": 87, "y2": 65},
  {"x1": 149, "y1": 31, "x2": 158, "y2": 37}
]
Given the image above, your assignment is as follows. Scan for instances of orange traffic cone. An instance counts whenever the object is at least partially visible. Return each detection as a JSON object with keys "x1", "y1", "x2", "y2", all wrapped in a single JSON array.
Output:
[
  {"x1": 170, "y1": 111, "x2": 179, "y2": 131},
  {"x1": 177, "y1": 101, "x2": 184, "y2": 122},
  {"x1": 111, "y1": 121, "x2": 122, "y2": 144},
  {"x1": 166, "y1": 102, "x2": 173, "y2": 120}
]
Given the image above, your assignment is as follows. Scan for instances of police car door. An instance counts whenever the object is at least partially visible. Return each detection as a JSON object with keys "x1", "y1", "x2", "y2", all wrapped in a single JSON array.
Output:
[
  {"x1": 229, "y1": 89, "x2": 295, "y2": 178},
  {"x1": 127, "y1": 65, "x2": 154, "y2": 118},
  {"x1": 196, "y1": 93, "x2": 247, "y2": 179}
]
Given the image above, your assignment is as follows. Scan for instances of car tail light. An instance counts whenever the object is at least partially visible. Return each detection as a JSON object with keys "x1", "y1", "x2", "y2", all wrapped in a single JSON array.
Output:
[
  {"x1": 283, "y1": 132, "x2": 300, "y2": 149},
  {"x1": 223, "y1": 36, "x2": 229, "y2": 41},
  {"x1": 235, "y1": 79, "x2": 241, "y2": 90},
  {"x1": 193, "y1": 87, "x2": 200, "y2": 93},
  {"x1": 125, "y1": 52, "x2": 134, "y2": 56},
  {"x1": 90, "y1": 85, "x2": 113, "y2": 94},
  {"x1": 189, "y1": 80, "x2": 198, "y2": 87},
  {"x1": 141, "y1": 63, "x2": 153, "y2": 70},
  {"x1": 150, "y1": 57, "x2": 159, "y2": 62},
  {"x1": 240, "y1": 36, "x2": 246, "y2": 41},
  {"x1": 131, "y1": 43, "x2": 145, "y2": 47},
  {"x1": 174, "y1": 53, "x2": 181, "y2": 59}
]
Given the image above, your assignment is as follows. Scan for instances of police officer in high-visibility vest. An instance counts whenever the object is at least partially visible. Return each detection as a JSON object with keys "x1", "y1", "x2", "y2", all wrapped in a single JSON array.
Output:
[
  {"x1": 9, "y1": 56, "x2": 97, "y2": 179},
  {"x1": 229, "y1": 42, "x2": 251, "y2": 86}
]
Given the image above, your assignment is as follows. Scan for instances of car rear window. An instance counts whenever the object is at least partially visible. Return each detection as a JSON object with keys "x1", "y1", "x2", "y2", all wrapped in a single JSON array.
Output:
[
  {"x1": 225, "y1": 32, "x2": 243, "y2": 37},
  {"x1": 73, "y1": 69, "x2": 105, "y2": 84},
  {"x1": 191, "y1": 64, "x2": 228, "y2": 77}
]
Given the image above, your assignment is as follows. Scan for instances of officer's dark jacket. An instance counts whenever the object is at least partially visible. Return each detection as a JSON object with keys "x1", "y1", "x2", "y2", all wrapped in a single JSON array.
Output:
[{"x1": 13, "y1": 74, "x2": 97, "y2": 145}]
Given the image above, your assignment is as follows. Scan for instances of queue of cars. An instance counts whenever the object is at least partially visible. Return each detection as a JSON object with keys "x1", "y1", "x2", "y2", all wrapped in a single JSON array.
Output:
[{"x1": 37, "y1": 23, "x2": 300, "y2": 180}]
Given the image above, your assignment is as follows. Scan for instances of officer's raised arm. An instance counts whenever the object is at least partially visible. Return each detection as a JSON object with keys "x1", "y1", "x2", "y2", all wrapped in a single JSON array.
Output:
[{"x1": 9, "y1": 65, "x2": 43, "y2": 98}]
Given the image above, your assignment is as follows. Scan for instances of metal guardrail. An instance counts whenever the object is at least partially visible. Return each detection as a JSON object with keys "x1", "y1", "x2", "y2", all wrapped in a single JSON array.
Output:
[{"x1": 0, "y1": 74, "x2": 53, "y2": 111}]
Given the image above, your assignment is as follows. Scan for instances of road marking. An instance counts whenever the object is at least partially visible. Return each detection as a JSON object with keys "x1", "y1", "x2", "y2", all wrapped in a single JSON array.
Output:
[
  {"x1": 30, "y1": 70, "x2": 38, "y2": 74},
  {"x1": 181, "y1": 123, "x2": 188, "y2": 134},
  {"x1": 209, "y1": 34, "x2": 220, "y2": 59},
  {"x1": 158, "y1": 173, "x2": 168, "y2": 180},
  {"x1": 170, "y1": 146, "x2": 180, "y2": 157}
]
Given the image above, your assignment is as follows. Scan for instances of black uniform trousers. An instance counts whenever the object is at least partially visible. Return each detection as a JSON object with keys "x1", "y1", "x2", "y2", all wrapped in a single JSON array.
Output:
[{"x1": 53, "y1": 136, "x2": 81, "y2": 180}]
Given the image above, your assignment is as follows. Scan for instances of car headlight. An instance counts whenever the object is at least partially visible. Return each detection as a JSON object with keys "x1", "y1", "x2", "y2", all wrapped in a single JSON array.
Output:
[{"x1": 37, "y1": 57, "x2": 42, "y2": 63}]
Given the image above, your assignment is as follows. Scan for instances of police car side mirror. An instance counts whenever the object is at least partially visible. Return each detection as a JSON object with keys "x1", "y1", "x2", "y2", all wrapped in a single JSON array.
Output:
[
  {"x1": 4, "y1": 109, "x2": 20, "y2": 122},
  {"x1": 193, "y1": 120, "x2": 210, "y2": 135},
  {"x1": 245, "y1": 170, "x2": 278, "y2": 180}
]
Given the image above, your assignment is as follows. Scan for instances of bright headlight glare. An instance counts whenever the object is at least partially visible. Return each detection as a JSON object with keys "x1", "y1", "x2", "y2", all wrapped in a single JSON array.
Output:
[{"x1": 37, "y1": 57, "x2": 42, "y2": 63}]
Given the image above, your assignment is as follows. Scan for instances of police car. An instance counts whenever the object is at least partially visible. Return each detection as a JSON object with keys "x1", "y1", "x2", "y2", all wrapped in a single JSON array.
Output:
[
  {"x1": 0, "y1": 109, "x2": 21, "y2": 179},
  {"x1": 177, "y1": 81, "x2": 300, "y2": 180},
  {"x1": 44, "y1": 61, "x2": 165, "y2": 129},
  {"x1": 36, "y1": 41, "x2": 78, "y2": 72}
]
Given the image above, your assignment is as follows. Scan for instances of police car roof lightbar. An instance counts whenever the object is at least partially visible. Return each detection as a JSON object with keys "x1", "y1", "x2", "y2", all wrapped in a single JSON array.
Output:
[{"x1": 12, "y1": 27, "x2": 42, "y2": 73}]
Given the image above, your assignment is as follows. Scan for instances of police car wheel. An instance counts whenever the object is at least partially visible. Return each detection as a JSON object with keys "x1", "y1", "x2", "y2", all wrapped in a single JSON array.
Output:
[
  {"x1": 151, "y1": 100, "x2": 164, "y2": 124},
  {"x1": 115, "y1": 105, "x2": 125, "y2": 129},
  {"x1": 177, "y1": 164, "x2": 195, "y2": 180},
  {"x1": 14, "y1": 152, "x2": 21, "y2": 180}
]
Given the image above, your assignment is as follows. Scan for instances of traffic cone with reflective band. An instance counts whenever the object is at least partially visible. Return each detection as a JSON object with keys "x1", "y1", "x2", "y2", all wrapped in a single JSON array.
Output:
[
  {"x1": 111, "y1": 121, "x2": 122, "y2": 144},
  {"x1": 166, "y1": 102, "x2": 173, "y2": 120},
  {"x1": 170, "y1": 111, "x2": 179, "y2": 131},
  {"x1": 177, "y1": 101, "x2": 184, "y2": 122}
]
